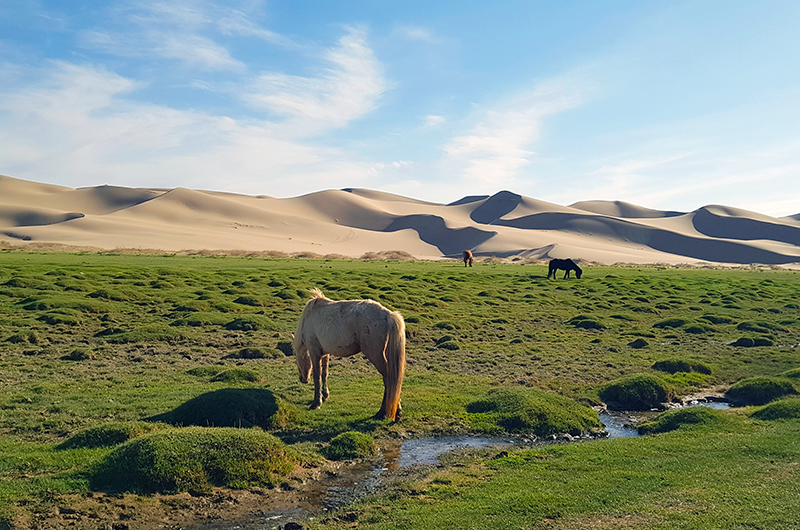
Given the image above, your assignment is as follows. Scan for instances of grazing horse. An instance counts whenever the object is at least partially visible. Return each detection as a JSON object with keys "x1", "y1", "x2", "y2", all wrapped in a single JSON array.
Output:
[
  {"x1": 463, "y1": 250, "x2": 474, "y2": 267},
  {"x1": 547, "y1": 258, "x2": 583, "y2": 279},
  {"x1": 292, "y1": 288, "x2": 406, "y2": 421}
]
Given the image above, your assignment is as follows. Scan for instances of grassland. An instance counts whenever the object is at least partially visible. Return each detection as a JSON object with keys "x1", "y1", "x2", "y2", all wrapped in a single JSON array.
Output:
[{"x1": 1, "y1": 251, "x2": 799, "y2": 528}]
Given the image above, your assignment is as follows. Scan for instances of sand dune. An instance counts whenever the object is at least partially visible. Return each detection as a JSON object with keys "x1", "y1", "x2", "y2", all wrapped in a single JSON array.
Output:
[{"x1": 1, "y1": 174, "x2": 798, "y2": 266}]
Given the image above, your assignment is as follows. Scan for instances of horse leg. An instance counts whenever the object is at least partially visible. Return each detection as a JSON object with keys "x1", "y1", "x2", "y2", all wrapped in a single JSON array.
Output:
[
  {"x1": 309, "y1": 345, "x2": 326, "y2": 410},
  {"x1": 321, "y1": 354, "x2": 330, "y2": 402}
]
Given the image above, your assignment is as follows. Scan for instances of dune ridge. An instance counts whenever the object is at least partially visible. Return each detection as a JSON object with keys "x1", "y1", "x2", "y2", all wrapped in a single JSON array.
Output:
[{"x1": 1, "y1": 174, "x2": 798, "y2": 266}]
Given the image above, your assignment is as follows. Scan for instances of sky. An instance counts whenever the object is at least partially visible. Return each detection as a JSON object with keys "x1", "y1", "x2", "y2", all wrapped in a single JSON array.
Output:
[{"x1": 2, "y1": 1, "x2": 800, "y2": 217}]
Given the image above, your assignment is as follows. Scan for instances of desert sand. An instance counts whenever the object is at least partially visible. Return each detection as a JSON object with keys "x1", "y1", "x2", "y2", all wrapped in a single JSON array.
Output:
[{"x1": 1, "y1": 175, "x2": 799, "y2": 266}]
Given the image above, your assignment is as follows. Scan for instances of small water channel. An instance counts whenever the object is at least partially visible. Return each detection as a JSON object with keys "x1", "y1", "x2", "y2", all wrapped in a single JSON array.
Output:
[{"x1": 191, "y1": 398, "x2": 731, "y2": 529}]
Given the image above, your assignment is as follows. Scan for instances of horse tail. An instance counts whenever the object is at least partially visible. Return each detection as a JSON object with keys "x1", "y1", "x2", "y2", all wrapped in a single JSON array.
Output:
[{"x1": 383, "y1": 311, "x2": 406, "y2": 421}]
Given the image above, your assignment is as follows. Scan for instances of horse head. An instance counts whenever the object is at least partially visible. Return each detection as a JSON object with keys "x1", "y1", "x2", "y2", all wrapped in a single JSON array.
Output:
[{"x1": 292, "y1": 335, "x2": 312, "y2": 383}]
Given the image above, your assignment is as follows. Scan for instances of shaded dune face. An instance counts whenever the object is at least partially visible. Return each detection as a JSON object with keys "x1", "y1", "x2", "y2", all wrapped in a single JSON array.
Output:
[{"x1": 1, "y1": 175, "x2": 799, "y2": 265}]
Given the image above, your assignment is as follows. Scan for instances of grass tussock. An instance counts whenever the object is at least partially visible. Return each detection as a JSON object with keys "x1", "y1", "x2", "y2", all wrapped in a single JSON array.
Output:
[
  {"x1": 637, "y1": 407, "x2": 730, "y2": 435},
  {"x1": 90, "y1": 427, "x2": 298, "y2": 494},
  {"x1": 150, "y1": 388, "x2": 297, "y2": 430},
  {"x1": 598, "y1": 374, "x2": 674, "y2": 410},
  {"x1": 58, "y1": 421, "x2": 169, "y2": 449},
  {"x1": 322, "y1": 431, "x2": 378, "y2": 460},
  {"x1": 466, "y1": 387, "x2": 601, "y2": 436},
  {"x1": 725, "y1": 377, "x2": 798, "y2": 406},
  {"x1": 652, "y1": 358, "x2": 712, "y2": 375},
  {"x1": 750, "y1": 397, "x2": 800, "y2": 420}
]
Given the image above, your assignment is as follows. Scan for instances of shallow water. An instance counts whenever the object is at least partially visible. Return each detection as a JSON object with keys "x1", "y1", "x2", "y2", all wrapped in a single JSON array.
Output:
[{"x1": 600, "y1": 399, "x2": 732, "y2": 438}]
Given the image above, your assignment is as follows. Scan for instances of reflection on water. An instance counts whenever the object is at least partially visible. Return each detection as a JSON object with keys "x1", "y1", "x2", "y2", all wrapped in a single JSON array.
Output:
[{"x1": 379, "y1": 435, "x2": 510, "y2": 470}]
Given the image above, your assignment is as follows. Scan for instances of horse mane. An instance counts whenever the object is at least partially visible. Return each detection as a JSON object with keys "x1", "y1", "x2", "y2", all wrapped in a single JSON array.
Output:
[
  {"x1": 308, "y1": 287, "x2": 327, "y2": 300},
  {"x1": 293, "y1": 288, "x2": 328, "y2": 356}
]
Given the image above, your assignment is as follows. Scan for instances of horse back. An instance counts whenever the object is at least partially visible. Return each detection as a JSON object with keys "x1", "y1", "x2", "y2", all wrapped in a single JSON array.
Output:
[{"x1": 303, "y1": 299, "x2": 391, "y2": 357}]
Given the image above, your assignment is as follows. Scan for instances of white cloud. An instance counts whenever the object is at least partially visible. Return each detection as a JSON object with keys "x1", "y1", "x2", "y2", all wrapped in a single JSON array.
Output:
[
  {"x1": 442, "y1": 79, "x2": 584, "y2": 187},
  {"x1": 78, "y1": 1, "x2": 267, "y2": 70},
  {"x1": 425, "y1": 114, "x2": 446, "y2": 127},
  {"x1": 0, "y1": 60, "x2": 380, "y2": 197},
  {"x1": 244, "y1": 27, "x2": 387, "y2": 135},
  {"x1": 395, "y1": 25, "x2": 441, "y2": 44},
  {"x1": 155, "y1": 34, "x2": 245, "y2": 71}
]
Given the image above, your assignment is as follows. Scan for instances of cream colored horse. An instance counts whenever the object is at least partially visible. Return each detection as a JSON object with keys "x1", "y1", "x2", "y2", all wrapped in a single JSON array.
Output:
[{"x1": 292, "y1": 288, "x2": 406, "y2": 421}]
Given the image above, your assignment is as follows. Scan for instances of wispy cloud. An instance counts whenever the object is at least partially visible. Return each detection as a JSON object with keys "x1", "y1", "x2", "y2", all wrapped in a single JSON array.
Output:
[
  {"x1": 0, "y1": 58, "x2": 380, "y2": 196},
  {"x1": 395, "y1": 25, "x2": 441, "y2": 44},
  {"x1": 79, "y1": 0, "x2": 286, "y2": 70},
  {"x1": 244, "y1": 27, "x2": 387, "y2": 135},
  {"x1": 425, "y1": 114, "x2": 446, "y2": 127},
  {"x1": 442, "y1": 79, "x2": 584, "y2": 187}
]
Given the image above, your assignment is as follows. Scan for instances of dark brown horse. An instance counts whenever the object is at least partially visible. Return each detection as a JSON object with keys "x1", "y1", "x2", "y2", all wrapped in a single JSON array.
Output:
[
  {"x1": 547, "y1": 258, "x2": 582, "y2": 279},
  {"x1": 463, "y1": 250, "x2": 474, "y2": 267}
]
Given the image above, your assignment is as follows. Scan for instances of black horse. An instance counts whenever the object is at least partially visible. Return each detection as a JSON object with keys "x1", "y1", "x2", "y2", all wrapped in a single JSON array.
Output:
[{"x1": 547, "y1": 258, "x2": 582, "y2": 279}]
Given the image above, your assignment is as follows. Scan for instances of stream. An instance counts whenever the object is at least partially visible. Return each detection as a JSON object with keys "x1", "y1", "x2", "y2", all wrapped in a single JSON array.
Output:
[{"x1": 190, "y1": 398, "x2": 731, "y2": 529}]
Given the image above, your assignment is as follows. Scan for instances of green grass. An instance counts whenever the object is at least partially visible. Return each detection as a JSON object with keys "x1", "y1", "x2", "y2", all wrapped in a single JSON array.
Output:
[
  {"x1": 725, "y1": 377, "x2": 798, "y2": 406},
  {"x1": 322, "y1": 431, "x2": 378, "y2": 460},
  {"x1": 466, "y1": 387, "x2": 602, "y2": 436},
  {"x1": 1, "y1": 251, "x2": 800, "y2": 527},
  {"x1": 598, "y1": 374, "x2": 675, "y2": 410},
  {"x1": 312, "y1": 413, "x2": 800, "y2": 529},
  {"x1": 89, "y1": 426, "x2": 299, "y2": 494}
]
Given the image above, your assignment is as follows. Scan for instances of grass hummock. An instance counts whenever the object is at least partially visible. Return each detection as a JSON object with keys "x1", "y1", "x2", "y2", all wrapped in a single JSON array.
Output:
[
  {"x1": 598, "y1": 374, "x2": 674, "y2": 410},
  {"x1": 466, "y1": 387, "x2": 601, "y2": 436},
  {"x1": 725, "y1": 377, "x2": 798, "y2": 406},
  {"x1": 90, "y1": 427, "x2": 299, "y2": 494},
  {"x1": 322, "y1": 431, "x2": 378, "y2": 460},
  {"x1": 637, "y1": 407, "x2": 729, "y2": 435},
  {"x1": 57, "y1": 421, "x2": 168, "y2": 449},
  {"x1": 750, "y1": 397, "x2": 800, "y2": 420},
  {"x1": 150, "y1": 388, "x2": 297, "y2": 430}
]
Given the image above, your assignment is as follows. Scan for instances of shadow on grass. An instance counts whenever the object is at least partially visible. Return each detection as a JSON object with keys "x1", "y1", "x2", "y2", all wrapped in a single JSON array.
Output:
[{"x1": 149, "y1": 388, "x2": 296, "y2": 430}]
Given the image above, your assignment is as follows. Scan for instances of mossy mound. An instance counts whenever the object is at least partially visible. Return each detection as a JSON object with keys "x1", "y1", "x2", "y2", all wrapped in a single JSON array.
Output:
[
  {"x1": 58, "y1": 421, "x2": 168, "y2": 449},
  {"x1": 726, "y1": 377, "x2": 798, "y2": 406},
  {"x1": 599, "y1": 374, "x2": 674, "y2": 411},
  {"x1": 638, "y1": 407, "x2": 728, "y2": 435},
  {"x1": 322, "y1": 431, "x2": 378, "y2": 460},
  {"x1": 466, "y1": 388, "x2": 601, "y2": 436},
  {"x1": 568, "y1": 315, "x2": 606, "y2": 330},
  {"x1": 732, "y1": 337, "x2": 774, "y2": 347},
  {"x1": 652, "y1": 359, "x2": 712, "y2": 375},
  {"x1": 653, "y1": 318, "x2": 686, "y2": 329},
  {"x1": 150, "y1": 388, "x2": 297, "y2": 430},
  {"x1": 90, "y1": 427, "x2": 298, "y2": 494},
  {"x1": 750, "y1": 397, "x2": 800, "y2": 421}
]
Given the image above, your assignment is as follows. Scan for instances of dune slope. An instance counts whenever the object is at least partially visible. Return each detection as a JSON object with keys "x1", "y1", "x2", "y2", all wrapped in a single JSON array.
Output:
[{"x1": 1, "y1": 175, "x2": 798, "y2": 265}]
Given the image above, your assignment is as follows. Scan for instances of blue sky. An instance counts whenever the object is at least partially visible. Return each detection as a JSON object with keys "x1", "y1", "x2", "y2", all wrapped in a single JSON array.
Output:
[{"x1": 2, "y1": 1, "x2": 799, "y2": 216}]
